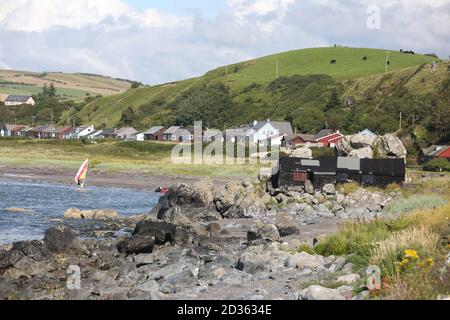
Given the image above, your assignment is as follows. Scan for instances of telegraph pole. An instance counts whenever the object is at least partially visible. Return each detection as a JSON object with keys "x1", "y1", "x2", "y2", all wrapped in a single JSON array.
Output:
[
  {"x1": 399, "y1": 112, "x2": 402, "y2": 131},
  {"x1": 385, "y1": 51, "x2": 390, "y2": 73},
  {"x1": 276, "y1": 60, "x2": 279, "y2": 79},
  {"x1": 225, "y1": 53, "x2": 230, "y2": 75}
]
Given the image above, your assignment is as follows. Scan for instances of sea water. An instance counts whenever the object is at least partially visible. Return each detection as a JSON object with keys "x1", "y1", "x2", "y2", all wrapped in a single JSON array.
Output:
[{"x1": 0, "y1": 180, "x2": 160, "y2": 244}]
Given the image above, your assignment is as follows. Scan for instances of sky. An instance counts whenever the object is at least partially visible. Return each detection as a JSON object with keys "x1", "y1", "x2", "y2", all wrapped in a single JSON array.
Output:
[{"x1": 0, "y1": 0, "x2": 449, "y2": 84}]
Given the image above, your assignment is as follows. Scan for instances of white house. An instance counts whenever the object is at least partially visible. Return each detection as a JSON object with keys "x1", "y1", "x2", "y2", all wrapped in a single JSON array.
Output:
[
  {"x1": 86, "y1": 130, "x2": 103, "y2": 140},
  {"x1": 130, "y1": 132, "x2": 145, "y2": 141},
  {"x1": 68, "y1": 125, "x2": 95, "y2": 139},
  {"x1": 203, "y1": 129, "x2": 224, "y2": 143},
  {"x1": 249, "y1": 120, "x2": 294, "y2": 144},
  {"x1": 5, "y1": 95, "x2": 36, "y2": 106}
]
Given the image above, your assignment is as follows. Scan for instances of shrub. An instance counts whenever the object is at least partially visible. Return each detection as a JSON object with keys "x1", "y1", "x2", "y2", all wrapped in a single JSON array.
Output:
[
  {"x1": 338, "y1": 182, "x2": 360, "y2": 195},
  {"x1": 298, "y1": 244, "x2": 315, "y2": 255},
  {"x1": 423, "y1": 158, "x2": 450, "y2": 172},
  {"x1": 384, "y1": 195, "x2": 447, "y2": 216}
]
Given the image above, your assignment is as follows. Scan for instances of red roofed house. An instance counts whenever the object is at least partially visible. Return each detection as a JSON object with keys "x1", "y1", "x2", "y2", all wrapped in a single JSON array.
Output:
[{"x1": 314, "y1": 129, "x2": 343, "y2": 148}]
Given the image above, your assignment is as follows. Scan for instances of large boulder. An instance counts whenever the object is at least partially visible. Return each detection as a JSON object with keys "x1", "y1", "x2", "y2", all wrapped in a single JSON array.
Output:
[
  {"x1": 64, "y1": 208, "x2": 119, "y2": 220},
  {"x1": 349, "y1": 146, "x2": 373, "y2": 159},
  {"x1": 133, "y1": 220, "x2": 176, "y2": 245},
  {"x1": 247, "y1": 222, "x2": 280, "y2": 243},
  {"x1": 275, "y1": 214, "x2": 299, "y2": 237},
  {"x1": 117, "y1": 236, "x2": 155, "y2": 255},
  {"x1": 44, "y1": 226, "x2": 80, "y2": 253},
  {"x1": 133, "y1": 219, "x2": 208, "y2": 246},
  {"x1": 299, "y1": 285, "x2": 346, "y2": 300},
  {"x1": 292, "y1": 147, "x2": 312, "y2": 159},
  {"x1": 374, "y1": 134, "x2": 407, "y2": 159},
  {"x1": 150, "y1": 179, "x2": 222, "y2": 224},
  {"x1": 0, "y1": 240, "x2": 51, "y2": 271},
  {"x1": 350, "y1": 134, "x2": 376, "y2": 149},
  {"x1": 214, "y1": 180, "x2": 268, "y2": 219},
  {"x1": 336, "y1": 136, "x2": 354, "y2": 156}
]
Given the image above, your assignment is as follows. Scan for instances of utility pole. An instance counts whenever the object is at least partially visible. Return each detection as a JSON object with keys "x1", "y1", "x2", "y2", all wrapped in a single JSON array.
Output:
[
  {"x1": 275, "y1": 60, "x2": 279, "y2": 79},
  {"x1": 225, "y1": 53, "x2": 230, "y2": 75},
  {"x1": 399, "y1": 112, "x2": 402, "y2": 131},
  {"x1": 385, "y1": 51, "x2": 390, "y2": 73}
]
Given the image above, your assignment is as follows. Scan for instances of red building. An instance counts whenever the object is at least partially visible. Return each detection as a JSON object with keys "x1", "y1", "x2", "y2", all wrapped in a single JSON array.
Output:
[
  {"x1": 315, "y1": 130, "x2": 343, "y2": 148},
  {"x1": 437, "y1": 147, "x2": 450, "y2": 159}
]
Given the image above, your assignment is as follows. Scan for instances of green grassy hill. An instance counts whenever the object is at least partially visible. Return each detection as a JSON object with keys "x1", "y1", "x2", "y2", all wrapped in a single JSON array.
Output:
[{"x1": 72, "y1": 47, "x2": 438, "y2": 128}]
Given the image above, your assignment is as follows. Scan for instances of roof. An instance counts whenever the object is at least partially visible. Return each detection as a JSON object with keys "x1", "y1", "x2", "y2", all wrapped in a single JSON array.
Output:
[
  {"x1": 279, "y1": 156, "x2": 337, "y2": 173},
  {"x1": 115, "y1": 127, "x2": 138, "y2": 136},
  {"x1": 358, "y1": 129, "x2": 377, "y2": 137},
  {"x1": 173, "y1": 128, "x2": 192, "y2": 136},
  {"x1": 314, "y1": 129, "x2": 334, "y2": 140},
  {"x1": 298, "y1": 134, "x2": 316, "y2": 142},
  {"x1": 143, "y1": 126, "x2": 165, "y2": 135},
  {"x1": 100, "y1": 128, "x2": 117, "y2": 136},
  {"x1": 3, "y1": 124, "x2": 23, "y2": 131},
  {"x1": 253, "y1": 121, "x2": 294, "y2": 136},
  {"x1": 422, "y1": 145, "x2": 450, "y2": 156},
  {"x1": 5, "y1": 95, "x2": 32, "y2": 103},
  {"x1": 163, "y1": 126, "x2": 182, "y2": 135},
  {"x1": 204, "y1": 129, "x2": 223, "y2": 139}
]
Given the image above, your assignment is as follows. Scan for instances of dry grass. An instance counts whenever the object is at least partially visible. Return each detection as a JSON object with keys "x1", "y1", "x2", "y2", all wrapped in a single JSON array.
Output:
[{"x1": 371, "y1": 226, "x2": 439, "y2": 279}]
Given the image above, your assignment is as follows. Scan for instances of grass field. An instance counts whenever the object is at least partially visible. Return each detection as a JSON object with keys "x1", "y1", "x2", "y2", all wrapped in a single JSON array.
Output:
[
  {"x1": 0, "y1": 138, "x2": 260, "y2": 178},
  {"x1": 0, "y1": 70, "x2": 132, "y2": 101},
  {"x1": 206, "y1": 47, "x2": 436, "y2": 91}
]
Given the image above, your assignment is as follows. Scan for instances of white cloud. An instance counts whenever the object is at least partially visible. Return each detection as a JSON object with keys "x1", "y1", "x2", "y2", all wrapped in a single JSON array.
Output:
[
  {"x1": 0, "y1": 0, "x2": 448, "y2": 83},
  {"x1": 0, "y1": 0, "x2": 190, "y2": 31}
]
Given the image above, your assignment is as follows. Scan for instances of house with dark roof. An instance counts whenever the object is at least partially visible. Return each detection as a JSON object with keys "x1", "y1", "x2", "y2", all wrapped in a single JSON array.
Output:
[
  {"x1": 163, "y1": 126, "x2": 182, "y2": 141},
  {"x1": 5, "y1": 95, "x2": 35, "y2": 106},
  {"x1": 114, "y1": 127, "x2": 138, "y2": 140},
  {"x1": 143, "y1": 126, "x2": 166, "y2": 141},
  {"x1": 1, "y1": 124, "x2": 27, "y2": 137}
]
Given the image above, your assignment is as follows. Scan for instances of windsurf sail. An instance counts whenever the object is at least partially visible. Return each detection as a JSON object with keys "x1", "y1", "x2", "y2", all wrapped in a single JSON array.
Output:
[{"x1": 75, "y1": 159, "x2": 89, "y2": 189}]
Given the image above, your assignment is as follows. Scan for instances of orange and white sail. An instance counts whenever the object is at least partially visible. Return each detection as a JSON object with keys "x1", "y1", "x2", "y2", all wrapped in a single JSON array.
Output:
[{"x1": 75, "y1": 159, "x2": 89, "y2": 188}]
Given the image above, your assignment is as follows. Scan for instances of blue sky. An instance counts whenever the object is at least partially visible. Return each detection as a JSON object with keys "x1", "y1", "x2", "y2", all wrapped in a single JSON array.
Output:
[
  {"x1": 0, "y1": 0, "x2": 448, "y2": 84},
  {"x1": 125, "y1": 0, "x2": 226, "y2": 18}
]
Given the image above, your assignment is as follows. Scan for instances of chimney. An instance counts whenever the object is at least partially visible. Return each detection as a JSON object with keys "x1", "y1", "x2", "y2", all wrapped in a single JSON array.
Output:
[{"x1": 253, "y1": 120, "x2": 258, "y2": 127}]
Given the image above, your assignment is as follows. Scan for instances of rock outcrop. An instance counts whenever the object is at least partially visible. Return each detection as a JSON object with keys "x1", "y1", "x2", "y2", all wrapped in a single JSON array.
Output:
[
  {"x1": 151, "y1": 178, "x2": 270, "y2": 223},
  {"x1": 337, "y1": 133, "x2": 407, "y2": 159},
  {"x1": 64, "y1": 208, "x2": 119, "y2": 220}
]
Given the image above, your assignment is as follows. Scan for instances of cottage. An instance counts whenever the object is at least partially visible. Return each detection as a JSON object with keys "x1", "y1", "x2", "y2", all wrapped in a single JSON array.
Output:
[
  {"x1": 67, "y1": 125, "x2": 95, "y2": 139},
  {"x1": 172, "y1": 128, "x2": 193, "y2": 142},
  {"x1": 163, "y1": 126, "x2": 182, "y2": 141},
  {"x1": 57, "y1": 127, "x2": 76, "y2": 139},
  {"x1": 85, "y1": 130, "x2": 103, "y2": 140},
  {"x1": 203, "y1": 129, "x2": 224, "y2": 143},
  {"x1": 143, "y1": 126, "x2": 166, "y2": 141},
  {"x1": 97, "y1": 128, "x2": 117, "y2": 139},
  {"x1": 130, "y1": 132, "x2": 145, "y2": 142},
  {"x1": 114, "y1": 127, "x2": 138, "y2": 140},
  {"x1": 420, "y1": 145, "x2": 450, "y2": 163},
  {"x1": 4, "y1": 95, "x2": 35, "y2": 106},
  {"x1": 314, "y1": 129, "x2": 343, "y2": 148},
  {"x1": 251, "y1": 120, "x2": 293, "y2": 144},
  {"x1": 1, "y1": 124, "x2": 26, "y2": 137},
  {"x1": 281, "y1": 135, "x2": 306, "y2": 148}
]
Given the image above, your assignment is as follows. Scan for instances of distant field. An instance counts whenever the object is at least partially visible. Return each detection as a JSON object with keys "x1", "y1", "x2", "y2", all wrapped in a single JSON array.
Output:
[{"x1": 0, "y1": 70, "x2": 132, "y2": 101}]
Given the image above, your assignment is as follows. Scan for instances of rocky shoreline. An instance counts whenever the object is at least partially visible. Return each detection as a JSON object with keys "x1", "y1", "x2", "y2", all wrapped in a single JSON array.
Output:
[{"x1": 0, "y1": 177, "x2": 400, "y2": 300}]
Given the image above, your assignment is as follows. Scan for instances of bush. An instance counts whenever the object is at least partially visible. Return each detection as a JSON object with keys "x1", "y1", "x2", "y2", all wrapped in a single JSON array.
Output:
[
  {"x1": 384, "y1": 195, "x2": 447, "y2": 216},
  {"x1": 338, "y1": 182, "x2": 360, "y2": 195},
  {"x1": 423, "y1": 158, "x2": 450, "y2": 172}
]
